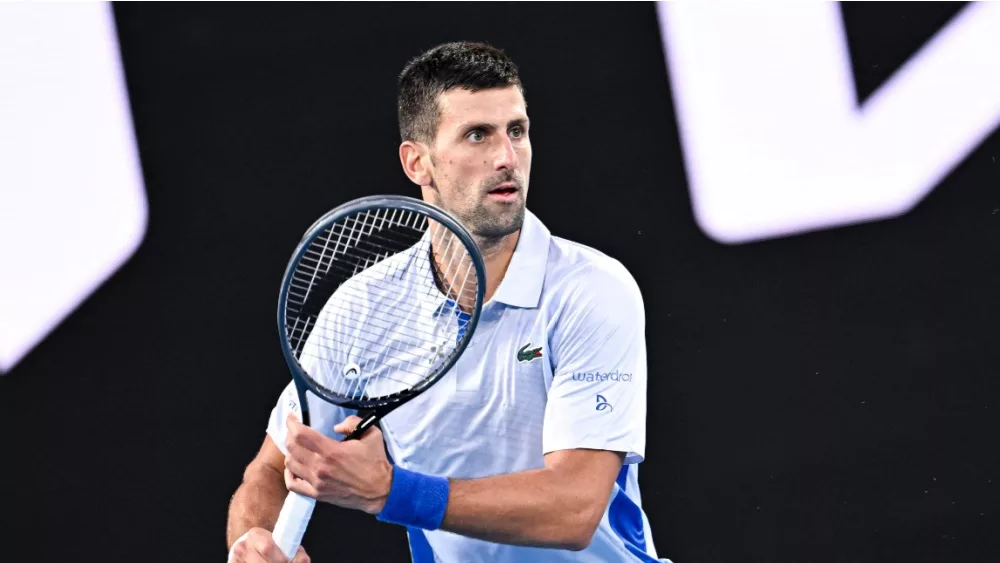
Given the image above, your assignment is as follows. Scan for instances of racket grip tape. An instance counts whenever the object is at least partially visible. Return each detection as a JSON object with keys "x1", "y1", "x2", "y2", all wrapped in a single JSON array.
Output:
[{"x1": 272, "y1": 491, "x2": 317, "y2": 559}]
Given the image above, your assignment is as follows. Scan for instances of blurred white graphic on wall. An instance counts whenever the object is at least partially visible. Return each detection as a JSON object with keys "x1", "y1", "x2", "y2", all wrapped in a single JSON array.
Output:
[
  {"x1": 0, "y1": 3, "x2": 147, "y2": 373},
  {"x1": 657, "y1": 2, "x2": 1000, "y2": 244}
]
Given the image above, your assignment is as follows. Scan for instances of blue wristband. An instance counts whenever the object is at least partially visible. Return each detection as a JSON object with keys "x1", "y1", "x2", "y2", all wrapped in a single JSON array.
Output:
[{"x1": 376, "y1": 466, "x2": 450, "y2": 530}]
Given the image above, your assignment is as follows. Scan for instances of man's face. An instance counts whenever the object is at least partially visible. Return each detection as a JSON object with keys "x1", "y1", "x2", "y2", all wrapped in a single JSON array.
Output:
[{"x1": 423, "y1": 85, "x2": 532, "y2": 241}]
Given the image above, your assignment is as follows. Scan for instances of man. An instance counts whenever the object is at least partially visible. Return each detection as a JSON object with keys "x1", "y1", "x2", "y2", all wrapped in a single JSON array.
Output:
[{"x1": 227, "y1": 41, "x2": 668, "y2": 563}]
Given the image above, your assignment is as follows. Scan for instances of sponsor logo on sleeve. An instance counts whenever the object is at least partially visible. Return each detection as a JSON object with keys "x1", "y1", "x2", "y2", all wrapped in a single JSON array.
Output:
[
  {"x1": 572, "y1": 370, "x2": 633, "y2": 383},
  {"x1": 595, "y1": 394, "x2": 613, "y2": 412}
]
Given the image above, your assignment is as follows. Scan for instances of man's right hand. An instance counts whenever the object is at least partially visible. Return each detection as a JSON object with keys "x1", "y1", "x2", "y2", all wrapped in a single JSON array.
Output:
[{"x1": 229, "y1": 528, "x2": 311, "y2": 563}]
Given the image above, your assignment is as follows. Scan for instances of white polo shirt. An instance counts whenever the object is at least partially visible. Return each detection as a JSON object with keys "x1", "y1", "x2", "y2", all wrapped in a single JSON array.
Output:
[{"x1": 267, "y1": 209, "x2": 669, "y2": 562}]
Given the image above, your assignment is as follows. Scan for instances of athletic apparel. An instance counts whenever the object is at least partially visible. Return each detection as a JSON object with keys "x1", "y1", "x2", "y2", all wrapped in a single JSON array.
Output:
[{"x1": 267, "y1": 209, "x2": 668, "y2": 562}]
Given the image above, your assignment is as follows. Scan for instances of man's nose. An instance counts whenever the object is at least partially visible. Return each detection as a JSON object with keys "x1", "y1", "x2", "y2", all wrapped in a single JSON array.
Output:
[{"x1": 494, "y1": 135, "x2": 518, "y2": 171}]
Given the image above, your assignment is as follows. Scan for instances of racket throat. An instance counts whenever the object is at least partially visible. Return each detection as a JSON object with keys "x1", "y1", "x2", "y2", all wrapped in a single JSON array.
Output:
[{"x1": 345, "y1": 409, "x2": 382, "y2": 441}]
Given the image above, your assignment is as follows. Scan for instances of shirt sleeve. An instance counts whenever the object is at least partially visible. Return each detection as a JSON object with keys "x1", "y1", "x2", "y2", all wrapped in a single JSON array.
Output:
[
  {"x1": 542, "y1": 262, "x2": 648, "y2": 465},
  {"x1": 265, "y1": 381, "x2": 357, "y2": 455},
  {"x1": 266, "y1": 292, "x2": 358, "y2": 455}
]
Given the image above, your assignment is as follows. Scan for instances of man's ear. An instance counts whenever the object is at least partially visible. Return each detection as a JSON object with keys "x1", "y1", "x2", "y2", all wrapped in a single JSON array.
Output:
[{"x1": 399, "y1": 140, "x2": 432, "y2": 187}]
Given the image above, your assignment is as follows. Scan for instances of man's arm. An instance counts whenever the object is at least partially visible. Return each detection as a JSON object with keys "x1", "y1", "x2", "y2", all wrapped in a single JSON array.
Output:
[
  {"x1": 226, "y1": 435, "x2": 289, "y2": 549},
  {"x1": 284, "y1": 415, "x2": 624, "y2": 551},
  {"x1": 440, "y1": 449, "x2": 624, "y2": 550},
  {"x1": 436, "y1": 265, "x2": 644, "y2": 550},
  {"x1": 283, "y1": 262, "x2": 647, "y2": 551}
]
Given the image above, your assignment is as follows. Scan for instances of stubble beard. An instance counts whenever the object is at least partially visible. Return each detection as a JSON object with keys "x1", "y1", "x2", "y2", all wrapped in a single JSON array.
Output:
[{"x1": 430, "y1": 177, "x2": 526, "y2": 253}]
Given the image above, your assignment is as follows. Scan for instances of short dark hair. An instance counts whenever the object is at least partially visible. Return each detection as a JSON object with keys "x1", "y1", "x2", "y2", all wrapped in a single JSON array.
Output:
[{"x1": 397, "y1": 41, "x2": 523, "y2": 143}]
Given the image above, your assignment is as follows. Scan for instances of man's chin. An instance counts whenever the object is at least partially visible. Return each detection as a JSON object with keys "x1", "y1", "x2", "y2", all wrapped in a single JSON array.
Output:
[{"x1": 474, "y1": 213, "x2": 524, "y2": 240}]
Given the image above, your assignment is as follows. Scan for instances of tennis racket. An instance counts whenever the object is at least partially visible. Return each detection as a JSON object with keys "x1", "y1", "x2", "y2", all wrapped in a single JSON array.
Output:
[{"x1": 269, "y1": 194, "x2": 486, "y2": 559}]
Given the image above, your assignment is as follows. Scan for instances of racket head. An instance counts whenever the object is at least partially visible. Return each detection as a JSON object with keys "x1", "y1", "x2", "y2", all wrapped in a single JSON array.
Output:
[{"x1": 276, "y1": 195, "x2": 486, "y2": 414}]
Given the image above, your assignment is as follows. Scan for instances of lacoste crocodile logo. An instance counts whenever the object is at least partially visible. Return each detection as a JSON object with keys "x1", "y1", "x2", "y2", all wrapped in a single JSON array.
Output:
[{"x1": 517, "y1": 342, "x2": 543, "y2": 363}]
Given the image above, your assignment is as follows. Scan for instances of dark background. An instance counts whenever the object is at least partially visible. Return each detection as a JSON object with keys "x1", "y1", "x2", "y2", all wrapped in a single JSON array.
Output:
[{"x1": 2, "y1": 2, "x2": 998, "y2": 562}]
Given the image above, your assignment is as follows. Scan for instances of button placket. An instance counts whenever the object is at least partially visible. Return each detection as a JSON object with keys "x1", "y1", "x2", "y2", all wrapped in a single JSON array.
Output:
[{"x1": 456, "y1": 305, "x2": 493, "y2": 393}]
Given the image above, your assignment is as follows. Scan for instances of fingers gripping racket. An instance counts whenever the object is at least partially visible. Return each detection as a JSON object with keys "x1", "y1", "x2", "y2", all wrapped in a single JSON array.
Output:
[{"x1": 270, "y1": 195, "x2": 486, "y2": 558}]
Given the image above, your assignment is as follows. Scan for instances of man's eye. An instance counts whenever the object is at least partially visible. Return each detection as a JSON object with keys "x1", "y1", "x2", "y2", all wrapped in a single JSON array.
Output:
[
  {"x1": 509, "y1": 126, "x2": 523, "y2": 138},
  {"x1": 468, "y1": 130, "x2": 485, "y2": 142}
]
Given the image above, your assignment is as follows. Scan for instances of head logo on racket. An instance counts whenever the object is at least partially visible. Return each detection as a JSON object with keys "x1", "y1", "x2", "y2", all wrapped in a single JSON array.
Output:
[{"x1": 342, "y1": 362, "x2": 362, "y2": 381}]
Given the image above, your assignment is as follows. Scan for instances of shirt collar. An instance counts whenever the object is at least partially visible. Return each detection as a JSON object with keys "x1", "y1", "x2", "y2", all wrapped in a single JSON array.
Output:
[{"x1": 490, "y1": 209, "x2": 551, "y2": 309}]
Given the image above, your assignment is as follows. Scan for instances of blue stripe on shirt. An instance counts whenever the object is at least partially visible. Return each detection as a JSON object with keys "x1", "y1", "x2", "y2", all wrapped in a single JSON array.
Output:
[
  {"x1": 407, "y1": 527, "x2": 436, "y2": 563},
  {"x1": 608, "y1": 465, "x2": 658, "y2": 562}
]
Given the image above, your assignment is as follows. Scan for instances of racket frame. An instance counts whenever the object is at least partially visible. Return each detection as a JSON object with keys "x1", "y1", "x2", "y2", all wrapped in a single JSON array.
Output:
[{"x1": 275, "y1": 194, "x2": 487, "y2": 434}]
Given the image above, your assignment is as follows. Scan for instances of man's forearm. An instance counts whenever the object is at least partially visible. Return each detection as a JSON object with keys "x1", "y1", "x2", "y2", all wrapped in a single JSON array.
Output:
[
  {"x1": 226, "y1": 463, "x2": 288, "y2": 549},
  {"x1": 439, "y1": 467, "x2": 604, "y2": 551}
]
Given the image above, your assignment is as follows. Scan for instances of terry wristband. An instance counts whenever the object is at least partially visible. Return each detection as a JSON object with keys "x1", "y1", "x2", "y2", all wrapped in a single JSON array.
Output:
[{"x1": 376, "y1": 466, "x2": 450, "y2": 530}]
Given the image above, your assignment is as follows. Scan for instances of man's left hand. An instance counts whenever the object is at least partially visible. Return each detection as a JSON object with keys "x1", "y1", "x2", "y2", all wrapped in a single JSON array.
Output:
[{"x1": 283, "y1": 414, "x2": 392, "y2": 515}]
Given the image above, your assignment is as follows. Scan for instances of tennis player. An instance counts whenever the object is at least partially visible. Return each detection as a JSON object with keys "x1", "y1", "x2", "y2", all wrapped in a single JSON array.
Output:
[{"x1": 227, "y1": 41, "x2": 668, "y2": 563}]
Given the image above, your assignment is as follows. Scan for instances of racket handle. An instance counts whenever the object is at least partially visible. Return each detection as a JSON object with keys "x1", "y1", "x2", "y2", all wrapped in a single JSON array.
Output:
[
  {"x1": 345, "y1": 410, "x2": 380, "y2": 441},
  {"x1": 272, "y1": 491, "x2": 316, "y2": 559}
]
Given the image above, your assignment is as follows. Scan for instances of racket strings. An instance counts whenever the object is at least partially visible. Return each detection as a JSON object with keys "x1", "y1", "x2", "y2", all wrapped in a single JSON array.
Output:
[
  {"x1": 290, "y1": 211, "x2": 473, "y2": 321},
  {"x1": 344, "y1": 227, "x2": 476, "y2": 400},
  {"x1": 289, "y1": 224, "x2": 429, "y2": 310},
  {"x1": 343, "y1": 225, "x2": 475, "y2": 400},
  {"x1": 287, "y1": 240, "x2": 477, "y2": 343},
  {"x1": 286, "y1": 248, "x2": 480, "y2": 318},
  {"x1": 287, "y1": 209, "x2": 427, "y2": 351},
  {"x1": 284, "y1": 205, "x2": 479, "y2": 402},
  {"x1": 291, "y1": 293, "x2": 466, "y2": 344},
  {"x1": 315, "y1": 270, "x2": 453, "y2": 397},
  {"x1": 291, "y1": 283, "x2": 474, "y2": 387}
]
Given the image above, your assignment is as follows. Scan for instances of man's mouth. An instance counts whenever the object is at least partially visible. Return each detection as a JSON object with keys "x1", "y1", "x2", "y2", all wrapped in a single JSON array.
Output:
[{"x1": 488, "y1": 183, "x2": 519, "y2": 196}]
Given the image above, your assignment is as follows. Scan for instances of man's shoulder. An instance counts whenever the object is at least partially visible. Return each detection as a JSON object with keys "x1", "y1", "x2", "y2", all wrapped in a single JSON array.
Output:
[{"x1": 543, "y1": 234, "x2": 643, "y2": 305}]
